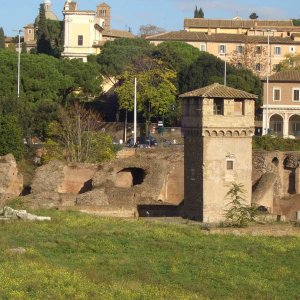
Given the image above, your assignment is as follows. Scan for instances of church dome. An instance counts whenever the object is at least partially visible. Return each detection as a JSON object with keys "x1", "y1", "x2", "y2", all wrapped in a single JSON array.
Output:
[{"x1": 35, "y1": 0, "x2": 59, "y2": 23}]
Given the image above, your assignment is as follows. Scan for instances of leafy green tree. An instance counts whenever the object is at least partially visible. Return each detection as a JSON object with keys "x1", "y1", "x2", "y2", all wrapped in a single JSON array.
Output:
[
  {"x1": 224, "y1": 183, "x2": 257, "y2": 227},
  {"x1": 152, "y1": 41, "x2": 200, "y2": 73},
  {"x1": 249, "y1": 12, "x2": 259, "y2": 19},
  {"x1": 179, "y1": 52, "x2": 262, "y2": 107},
  {"x1": 292, "y1": 19, "x2": 300, "y2": 26},
  {"x1": 46, "y1": 20, "x2": 64, "y2": 57},
  {"x1": 115, "y1": 58, "x2": 177, "y2": 131},
  {"x1": 0, "y1": 115, "x2": 24, "y2": 160},
  {"x1": 275, "y1": 53, "x2": 300, "y2": 71},
  {"x1": 0, "y1": 50, "x2": 102, "y2": 140},
  {"x1": 96, "y1": 38, "x2": 153, "y2": 81},
  {"x1": 0, "y1": 27, "x2": 5, "y2": 49}
]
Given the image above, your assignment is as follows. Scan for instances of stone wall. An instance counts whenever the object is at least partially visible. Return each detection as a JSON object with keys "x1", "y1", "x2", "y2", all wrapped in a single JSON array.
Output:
[
  {"x1": 252, "y1": 150, "x2": 300, "y2": 220},
  {"x1": 0, "y1": 154, "x2": 23, "y2": 207}
]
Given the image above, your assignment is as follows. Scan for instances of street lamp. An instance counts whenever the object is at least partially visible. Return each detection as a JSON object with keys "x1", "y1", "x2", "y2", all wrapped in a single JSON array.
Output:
[
  {"x1": 13, "y1": 29, "x2": 23, "y2": 101},
  {"x1": 263, "y1": 29, "x2": 276, "y2": 135}
]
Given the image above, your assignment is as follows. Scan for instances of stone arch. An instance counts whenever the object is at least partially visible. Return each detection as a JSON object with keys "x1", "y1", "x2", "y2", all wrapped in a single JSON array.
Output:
[
  {"x1": 288, "y1": 114, "x2": 300, "y2": 137},
  {"x1": 211, "y1": 130, "x2": 217, "y2": 137},
  {"x1": 204, "y1": 130, "x2": 210, "y2": 137},
  {"x1": 226, "y1": 130, "x2": 233, "y2": 137},
  {"x1": 233, "y1": 130, "x2": 239, "y2": 137},
  {"x1": 272, "y1": 157, "x2": 279, "y2": 167},
  {"x1": 115, "y1": 167, "x2": 146, "y2": 188},
  {"x1": 269, "y1": 114, "x2": 283, "y2": 137},
  {"x1": 248, "y1": 130, "x2": 254, "y2": 136},
  {"x1": 219, "y1": 130, "x2": 225, "y2": 137},
  {"x1": 241, "y1": 130, "x2": 247, "y2": 137}
]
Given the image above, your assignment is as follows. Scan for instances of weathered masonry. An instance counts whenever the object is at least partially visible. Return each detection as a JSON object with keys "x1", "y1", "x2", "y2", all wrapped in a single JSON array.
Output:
[{"x1": 180, "y1": 83, "x2": 257, "y2": 222}]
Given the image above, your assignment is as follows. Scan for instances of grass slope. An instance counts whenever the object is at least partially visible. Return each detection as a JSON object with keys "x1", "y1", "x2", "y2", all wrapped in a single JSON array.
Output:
[{"x1": 0, "y1": 210, "x2": 300, "y2": 299}]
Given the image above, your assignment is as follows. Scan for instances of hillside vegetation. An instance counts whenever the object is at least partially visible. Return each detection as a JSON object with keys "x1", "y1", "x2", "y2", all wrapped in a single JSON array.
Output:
[{"x1": 1, "y1": 210, "x2": 299, "y2": 299}]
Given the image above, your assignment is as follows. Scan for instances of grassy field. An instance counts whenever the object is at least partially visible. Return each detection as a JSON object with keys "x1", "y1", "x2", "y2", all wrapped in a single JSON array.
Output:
[{"x1": 0, "y1": 210, "x2": 299, "y2": 299}]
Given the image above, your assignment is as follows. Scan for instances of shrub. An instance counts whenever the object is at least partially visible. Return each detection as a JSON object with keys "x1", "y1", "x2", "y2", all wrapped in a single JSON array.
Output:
[
  {"x1": 224, "y1": 183, "x2": 257, "y2": 227},
  {"x1": 44, "y1": 104, "x2": 117, "y2": 163},
  {"x1": 253, "y1": 135, "x2": 300, "y2": 151}
]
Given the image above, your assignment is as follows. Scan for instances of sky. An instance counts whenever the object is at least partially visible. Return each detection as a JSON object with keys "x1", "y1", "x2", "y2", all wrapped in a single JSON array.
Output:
[{"x1": 1, "y1": 0, "x2": 300, "y2": 37}]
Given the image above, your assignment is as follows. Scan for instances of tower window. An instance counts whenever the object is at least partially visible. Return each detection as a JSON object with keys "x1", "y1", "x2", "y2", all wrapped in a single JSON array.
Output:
[
  {"x1": 78, "y1": 35, "x2": 83, "y2": 46},
  {"x1": 213, "y1": 99, "x2": 224, "y2": 115},
  {"x1": 227, "y1": 160, "x2": 234, "y2": 170}
]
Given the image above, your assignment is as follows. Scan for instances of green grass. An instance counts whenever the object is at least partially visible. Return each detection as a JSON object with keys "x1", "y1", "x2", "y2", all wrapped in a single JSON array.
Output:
[{"x1": 0, "y1": 210, "x2": 300, "y2": 299}]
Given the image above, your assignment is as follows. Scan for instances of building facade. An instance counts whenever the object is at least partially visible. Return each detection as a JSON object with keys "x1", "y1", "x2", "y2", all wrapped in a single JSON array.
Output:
[
  {"x1": 62, "y1": 1, "x2": 134, "y2": 61},
  {"x1": 262, "y1": 70, "x2": 300, "y2": 137},
  {"x1": 146, "y1": 18, "x2": 300, "y2": 77},
  {"x1": 62, "y1": 1, "x2": 104, "y2": 61},
  {"x1": 180, "y1": 83, "x2": 256, "y2": 222}
]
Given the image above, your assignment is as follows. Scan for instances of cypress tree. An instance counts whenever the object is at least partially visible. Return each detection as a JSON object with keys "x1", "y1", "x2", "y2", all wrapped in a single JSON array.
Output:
[
  {"x1": 21, "y1": 42, "x2": 27, "y2": 53},
  {"x1": 0, "y1": 27, "x2": 5, "y2": 49},
  {"x1": 36, "y1": 4, "x2": 52, "y2": 55},
  {"x1": 198, "y1": 8, "x2": 204, "y2": 18},
  {"x1": 194, "y1": 6, "x2": 198, "y2": 18}
]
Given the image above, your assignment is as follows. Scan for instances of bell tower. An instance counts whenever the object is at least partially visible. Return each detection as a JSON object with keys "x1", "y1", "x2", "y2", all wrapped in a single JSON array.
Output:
[{"x1": 96, "y1": 3, "x2": 111, "y2": 31}]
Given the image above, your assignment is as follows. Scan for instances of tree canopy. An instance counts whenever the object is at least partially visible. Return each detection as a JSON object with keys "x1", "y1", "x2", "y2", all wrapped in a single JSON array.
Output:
[
  {"x1": 275, "y1": 53, "x2": 300, "y2": 71},
  {"x1": 0, "y1": 114, "x2": 24, "y2": 160},
  {"x1": 139, "y1": 24, "x2": 166, "y2": 36},
  {"x1": 115, "y1": 58, "x2": 177, "y2": 126},
  {"x1": 249, "y1": 12, "x2": 259, "y2": 19},
  {"x1": 0, "y1": 50, "x2": 102, "y2": 141},
  {"x1": 97, "y1": 38, "x2": 153, "y2": 80},
  {"x1": 179, "y1": 51, "x2": 262, "y2": 106}
]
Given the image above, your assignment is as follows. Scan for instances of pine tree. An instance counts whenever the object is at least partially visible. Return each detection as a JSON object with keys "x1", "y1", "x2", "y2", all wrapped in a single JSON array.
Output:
[
  {"x1": 249, "y1": 12, "x2": 258, "y2": 19},
  {"x1": 36, "y1": 4, "x2": 52, "y2": 55},
  {"x1": 0, "y1": 27, "x2": 5, "y2": 49}
]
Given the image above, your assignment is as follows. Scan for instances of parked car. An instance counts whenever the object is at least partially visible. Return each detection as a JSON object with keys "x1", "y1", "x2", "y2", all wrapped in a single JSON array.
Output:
[{"x1": 126, "y1": 136, "x2": 158, "y2": 148}]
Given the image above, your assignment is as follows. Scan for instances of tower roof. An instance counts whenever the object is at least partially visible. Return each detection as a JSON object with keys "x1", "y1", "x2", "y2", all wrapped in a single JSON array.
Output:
[
  {"x1": 97, "y1": 2, "x2": 111, "y2": 8},
  {"x1": 179, "y1": 83, "x2": 257, "y2": 99}
]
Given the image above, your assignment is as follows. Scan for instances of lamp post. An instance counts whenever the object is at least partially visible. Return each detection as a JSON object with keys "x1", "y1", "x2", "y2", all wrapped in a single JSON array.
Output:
[
  {"x1": 263, "y1": 29, "x2": 276, "y2": 135},
  {"x1": 224, "y1": 53, "x2": 227, "y2": 86},
  {"x1": 13, "y1": 29, "x2": 23, "y2": 101}
]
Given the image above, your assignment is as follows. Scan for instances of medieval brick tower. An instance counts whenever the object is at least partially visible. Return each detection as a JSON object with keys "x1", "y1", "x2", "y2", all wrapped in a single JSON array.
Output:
[
  {"x1": 180, "y1": 83, "x2": 257, "y2": 222},
  {"x1": 96, "y1": 3, "x2": 111, "y2": 31}
]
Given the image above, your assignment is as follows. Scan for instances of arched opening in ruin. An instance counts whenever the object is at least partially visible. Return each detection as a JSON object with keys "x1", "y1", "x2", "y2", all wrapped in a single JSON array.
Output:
[
  {"x1": 288, "y1": 169, "x2": 296, "y2": 195},
  {"x1": 269, "y1": 114, "x2": 283, "y2": 137},
  {"x1": 79, "y1": 179, "x2": 93, "y2": 194},
  {"x1": 115, "y1": 168, "x2": 146, "y2": 188},
  {"x1": 289, "y1": 114, "x2": 300, "y2": 137},
  {"x1": 272, "y1": 157, "x2": 279, "y2": 167},
  {"x1": 257, "y1": 205, "x2": 269, "y2": 213}
]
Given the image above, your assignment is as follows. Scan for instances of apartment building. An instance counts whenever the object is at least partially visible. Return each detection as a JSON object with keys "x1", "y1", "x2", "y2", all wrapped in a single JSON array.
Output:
[
  {"x1": 146, "y1": 18, "x2": 300, "y2": 77},
  {"x1": 262, "y1": 70, "x2": 300, "y2": 137}
]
